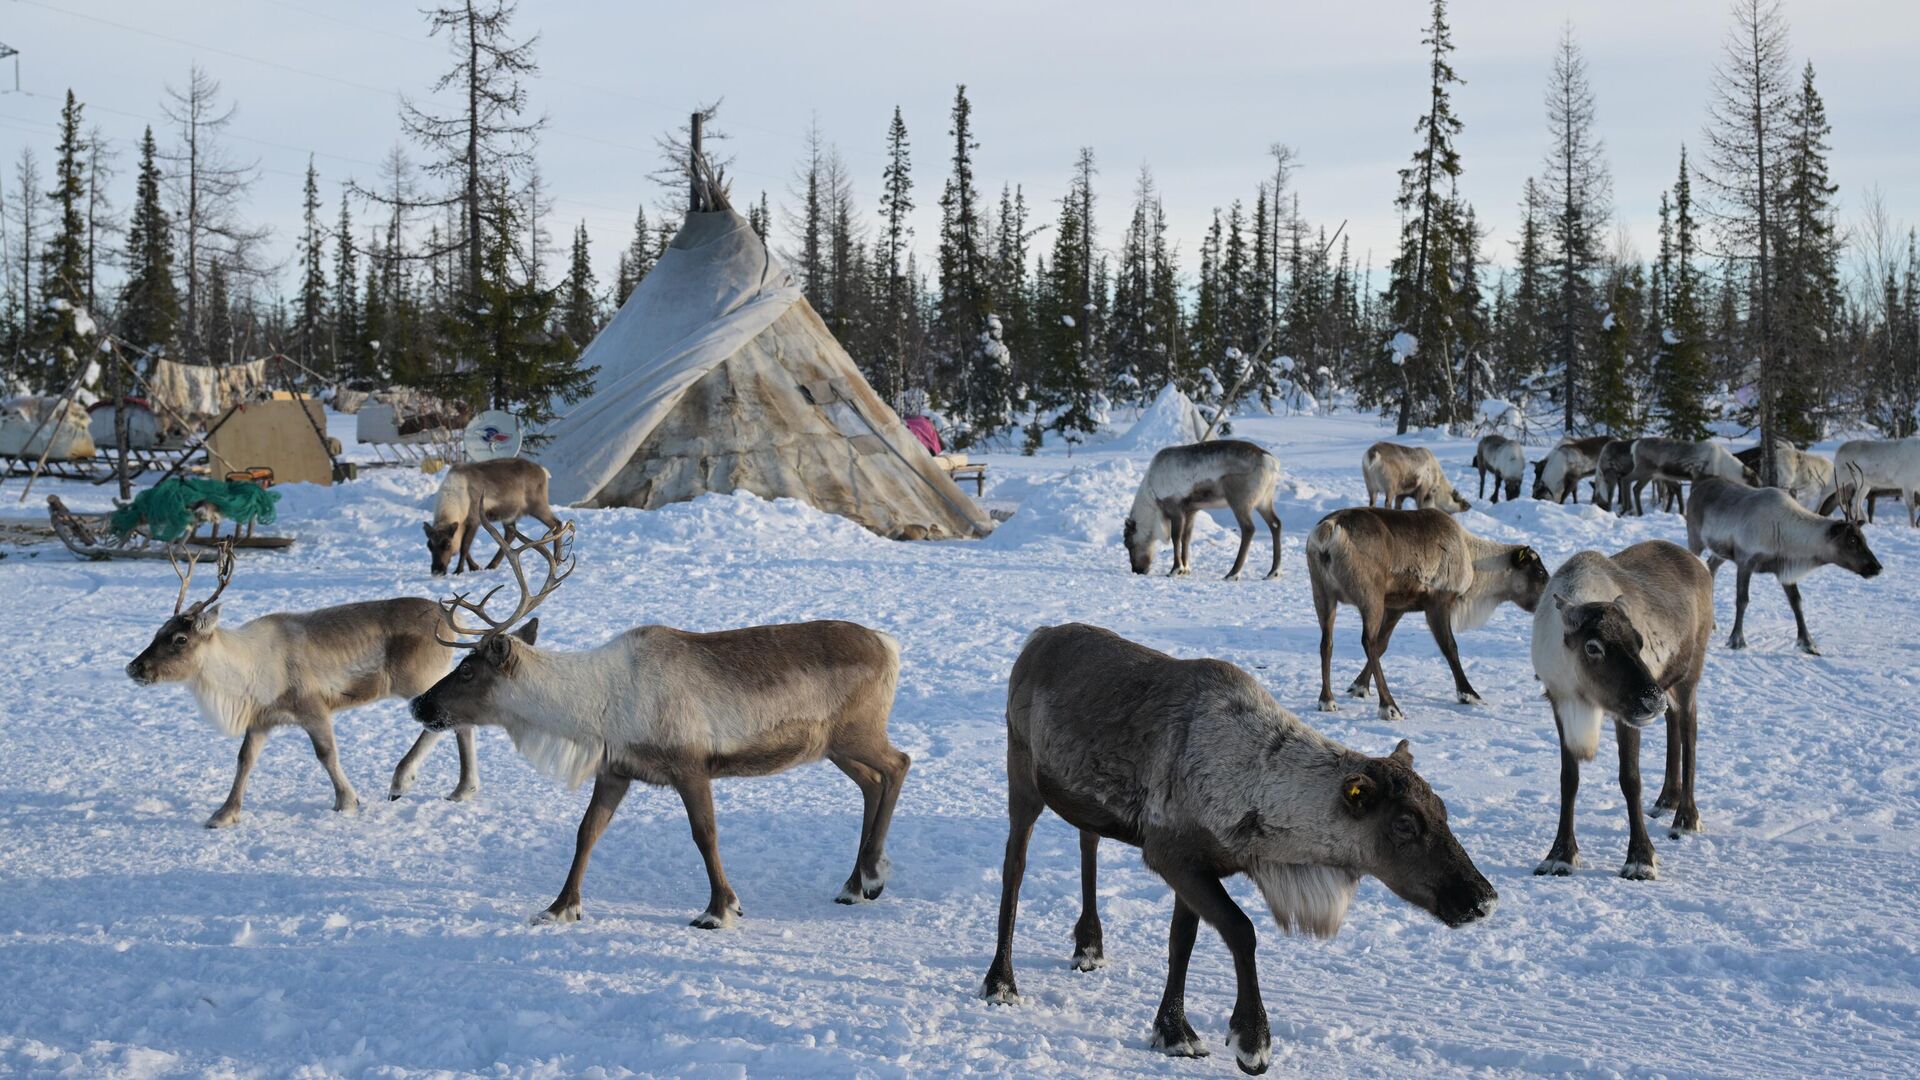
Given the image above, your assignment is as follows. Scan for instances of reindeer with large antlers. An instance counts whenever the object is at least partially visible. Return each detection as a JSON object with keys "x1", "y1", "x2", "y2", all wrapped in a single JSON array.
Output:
[
  {"x1": 410, "y1": 516, "x2": 914, "y2": 930},
  {"x1": 126, "y1": 543, "x2": 462, "y2": 827}
]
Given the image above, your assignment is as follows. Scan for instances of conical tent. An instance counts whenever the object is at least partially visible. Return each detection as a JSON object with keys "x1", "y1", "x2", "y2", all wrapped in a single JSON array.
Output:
[{"x1": 536, "y1": 209, "x2": 992, "y2": 539}]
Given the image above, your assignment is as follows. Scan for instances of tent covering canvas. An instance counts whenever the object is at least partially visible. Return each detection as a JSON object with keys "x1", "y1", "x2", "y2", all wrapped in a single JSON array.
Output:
[{"x1": 536, "y1": 210, "x2": 991, "y2": 539}]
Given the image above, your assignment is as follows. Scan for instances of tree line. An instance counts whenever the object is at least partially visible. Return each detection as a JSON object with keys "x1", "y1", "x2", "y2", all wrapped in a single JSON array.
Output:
[{"x1": 3, "y1": 0, "x2": 1915, "y2": 469}]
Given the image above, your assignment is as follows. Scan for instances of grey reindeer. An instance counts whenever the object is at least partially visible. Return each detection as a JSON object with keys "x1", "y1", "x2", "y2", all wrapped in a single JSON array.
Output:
[{"x1": 982, "y1": 624, "x2": 1497, "y2": 1075}]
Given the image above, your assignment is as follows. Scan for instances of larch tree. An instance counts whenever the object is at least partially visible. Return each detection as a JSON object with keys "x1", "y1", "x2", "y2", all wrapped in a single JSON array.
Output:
[{"x1": 159, "y1": 65, "x2": 270, "y2": 364}]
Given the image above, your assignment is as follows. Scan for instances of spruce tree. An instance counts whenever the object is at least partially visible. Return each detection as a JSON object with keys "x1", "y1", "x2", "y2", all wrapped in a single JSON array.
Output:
[
  {"x1": 877, "y1": 106, "x2": 913, "y2": 404},
  {"x1": 440, "y1": 184, "x2": 594, "y2": 434},
  {"x1": 614, "y1": 202, "x2": 651, "y2": 305},
  {"x1": 294, "y1": 159, "x2": 330, "y2": 376},
  {"x1": 1773, "y1": 61, "x2": 1839, "y2": 445},
  {"x1": 1658, "y1": 147, "x2": 1713, "y2": 439},
  {"x1": 933, "y1": 84, "x2": 999, "y2": 442},
  {"x1": 119, "y1": 128, "x2": 180, "y2": 360},
  {"x1": 333, "y1": 191, "x2": 363, "y2": 379},
  {"x1": 1382, "y1": 0, "x2": 1466, "y2": 432},
  {"x1": 39, "y1": 90, "x2": 91, "y2": 385},
  {"x1": 557, "y1": 220, "x2": 599, "y2": 349}
]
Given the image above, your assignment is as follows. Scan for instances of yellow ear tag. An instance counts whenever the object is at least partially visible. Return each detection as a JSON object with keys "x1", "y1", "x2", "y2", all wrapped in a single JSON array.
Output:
[{"x1": 1347, "y1": 784, "x2": 1363, "y2": 799}]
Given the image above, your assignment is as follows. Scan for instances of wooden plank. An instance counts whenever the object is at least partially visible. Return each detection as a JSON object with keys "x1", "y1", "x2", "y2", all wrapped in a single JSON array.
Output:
[{"x1": 205, "y1": 399, "x2": 333, "y2": 486}]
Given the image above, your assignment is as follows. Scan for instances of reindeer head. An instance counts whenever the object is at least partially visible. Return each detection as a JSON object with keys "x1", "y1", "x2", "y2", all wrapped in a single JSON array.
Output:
[
  {"x1": 1331, "y1": 740, "x2": 1498, "y2": 930},
  {"x1": 1829, "y1": 481, "x2": 1883, "y2": 578},
  {"x1": 1555, "y1": 594, "x2": 1665, "y2": 725},
  {"x1": 410, "y1": 517, "x2": 575, "y2": 731},
  {"x1": 126, "y1": 542, "x2": 236, "y2": 686},
  {"x1": 1123, "y1": 515, "x2": 1154, "y2": 574},
  {"x1": 1506, "y1": 546, "x2": 1550, "y2": 612},
  {"x1": 1529, "y1": 458, "x2": 1550, "y2": 500},
  {"x1": 422, "y1": 520, "x2": 463, "y2": 576}
]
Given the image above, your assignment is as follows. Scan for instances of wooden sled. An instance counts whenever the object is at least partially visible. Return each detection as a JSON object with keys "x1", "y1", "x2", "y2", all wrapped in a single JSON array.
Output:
[{"x1": 46, "y1": 494, "x2": 292, "y2": 560}]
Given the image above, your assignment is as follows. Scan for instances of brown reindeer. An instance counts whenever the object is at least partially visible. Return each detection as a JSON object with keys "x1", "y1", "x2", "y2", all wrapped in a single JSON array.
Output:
[
  {"x1": 423, "y1": 458, "x2": 562, "y2": 576},
  {"x1": 409, "y1": 517, "x2": 912, "y2": 928},
  {"x1": 1361, "y1": 442, "x2": 1470, "y2": 511},
  {"x1": 125, "y1": 544, "x2": 469, "y2": 827},
  {"x1": 1308, "y1": 508, "x2": 1548, "y2": 721}
]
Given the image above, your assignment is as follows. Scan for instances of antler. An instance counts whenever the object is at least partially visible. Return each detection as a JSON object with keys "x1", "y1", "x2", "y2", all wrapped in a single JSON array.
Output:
[
  {"x1": 169, "y1": 540, "x2": 236, "y2": 616},
  {"x1": 435, "y1": 511, "x2": 576, "y2": 649},
  {"x1": 1842, "y1": 462, "x2": 1867, "y2": 525}
]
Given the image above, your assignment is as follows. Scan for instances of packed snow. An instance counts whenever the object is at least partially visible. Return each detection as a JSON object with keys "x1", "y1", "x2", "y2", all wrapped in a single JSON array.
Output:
[{"x1": 1, "y1": 408, "x2": 1916, "y2": 1078}]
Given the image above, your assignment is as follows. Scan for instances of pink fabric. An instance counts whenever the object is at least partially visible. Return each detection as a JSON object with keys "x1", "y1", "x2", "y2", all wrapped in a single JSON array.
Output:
[{"x1": 905, "y1": 415, "x2": 942, "y2": 455}]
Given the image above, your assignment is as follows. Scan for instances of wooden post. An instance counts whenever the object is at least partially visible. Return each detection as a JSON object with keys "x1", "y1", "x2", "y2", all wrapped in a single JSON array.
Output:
[
  {"x1": 110, "y1": 342, "x2": 132, "y2": 501},
  {"x1": 689, "y1": 111, "x2": 703, "y2": 212}
]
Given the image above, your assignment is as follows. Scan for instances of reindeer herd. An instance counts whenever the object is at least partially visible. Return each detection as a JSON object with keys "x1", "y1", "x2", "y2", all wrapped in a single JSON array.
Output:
[{"x1": 111, "y1": 432, "x2": 1909, "y2": 1075}]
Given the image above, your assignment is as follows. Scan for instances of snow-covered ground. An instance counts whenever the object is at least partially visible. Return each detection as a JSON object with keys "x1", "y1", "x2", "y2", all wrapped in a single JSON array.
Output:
[{"x1": 1, "y1": 408, "x2": 1916, "y2": 1078}]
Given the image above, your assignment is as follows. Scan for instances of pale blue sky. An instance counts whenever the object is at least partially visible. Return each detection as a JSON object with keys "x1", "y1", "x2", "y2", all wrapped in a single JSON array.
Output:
[{"x1": 1, "y1": 0, "x2": 1914, "y2": 294}]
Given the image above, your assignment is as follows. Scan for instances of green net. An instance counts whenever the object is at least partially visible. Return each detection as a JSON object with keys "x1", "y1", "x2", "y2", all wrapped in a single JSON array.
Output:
[{"x1": 110, "y1": 478, "x2": 281, "y2": 542}]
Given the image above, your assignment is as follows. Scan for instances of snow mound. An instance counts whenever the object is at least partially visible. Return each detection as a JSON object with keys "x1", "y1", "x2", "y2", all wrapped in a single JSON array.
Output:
[
  {"x1": 1111, "y1": 384, "x2": 1208, "y2": 452},
  {"x1": 987, "y1": 459, "x2": 1146, "y2": 549},
  {"x1": 588, "y1": 491, "x2": 891, "y2": 558}
]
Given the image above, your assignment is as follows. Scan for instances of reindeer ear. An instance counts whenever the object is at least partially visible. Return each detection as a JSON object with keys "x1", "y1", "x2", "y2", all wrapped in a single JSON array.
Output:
[
  {"x1": 192, "y1": 604, "x2": 221, "y2": 633},
  {"x1": 421, "y1": 522, "x2": 432, "y2": 538},
  {"x1": 483, "y1": 634, "x2": 513, "y2": 665},
  {"x1": 513, "y1": 617, "x2": 540, "y2": 645},
  {"x1": 1341, "y1": 773, "x2": 1379, "y2": 816},
  {"x1": 1389, "y1": 739, "x2": 1414, "y2": 766}
]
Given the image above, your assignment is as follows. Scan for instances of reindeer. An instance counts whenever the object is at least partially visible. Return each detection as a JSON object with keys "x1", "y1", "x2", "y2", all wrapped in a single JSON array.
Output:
[
  {"x1": 1686, "y1": 476, "x2": 1881, "y2": 654},
  {"x1": 1825, "y1": 438, "x2": 1920, "y2": 526},
  {"x1": 1308, "y1": 508, "x2": 1548, "y2": 721},
  {"x1": 1531, "y1": 541, "x2": 1713, "y2": 881},
  {"x1": 1123, "y1": 439, "x2": 1284, "y2": 580},
  {"x1": 1735, "y1": 443, "x2": 1835, "y2": 510},
  {"x1": 1361, "y1": 442, "x2": 1469, "y2": 512},
  {"x1": 1531, "y1": 435, "x2": 1611, "y2": 503},
  {"x1": 1594, "y1": 439, "x2": 1681, "y2": 515},
  {"x1": 423, "y1": 457, "x2": 562, "y2": 576},
  {"x1": 1624, "y1": 438, "x2": 1755, "y2": 515},
  {"x1": 982, "y1": 624, "x2": 1496, "y2": 1074},
  {"x1": 1472, "y1": 435, "x2": 1525, "y2": 503},
  {"x1": 408, "y1": 517, "x2": 912, "y2": 929},
  {"x1": 125, "y1": 545, "x2": 469, "y2": 828}
]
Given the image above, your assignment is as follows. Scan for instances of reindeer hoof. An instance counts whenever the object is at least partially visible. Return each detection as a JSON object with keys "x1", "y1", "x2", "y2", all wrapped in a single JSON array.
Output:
[
  {"x1": 1379, "y1": 704, "x2": 1406, "y2": 722},
  {"x1": 1726, "y1": 633, "x2": 1747, "y2": 650},
  {"x1": 530, "y1": 903, "x2": 580, "y2": 925},
  {"x1": 981, "y1": 977, "x2": 1019, "y2": 1005},
  {"x1": 1345, "y1": 683, "x2": 1371, "y2": 699},
  {"x1": 1533, "y1": 856, "x2": 1578, "y2": 876},
  {"x1": 1457, "y1": 691, "x2": 1483, "y2": 706},
  {"x1": 333, "y1": 794, "x2": 360, "y2": 815},
  {"x1": 1669, "y1": 811, "x2": 1703, "y2": 838},
  {"x1": 689, "y1": 910, "x2": 735, "y2": 930},
  {"x1": 1264, "y1": 569, "x2": 1281, "y2": 580},
  {"x1": 1071, "y1": 945, "x2": 1107, "y2": 972},
  {"x1": 1316, "y1": 698, "x2": 1338, "y2": 713},
  {"x1": 205, "y1": 809, "x2": 241, "y2": 830},
  {"x1": 1798, "y1": 640, "x2": 1822, "y2": 656},
  {"x1": 1151, "y1": 1018, "x2": 1208, "y2": 1058},
  {"x1": 1227, "y1": 1028, "x2": 1272, "y2": 1075},
  {"x1": 446, "y1": 785, "x2": 478, "y2": 803},
  {"x1": 1620, "y1": 859, "x2": 1659, "y2": 881}
]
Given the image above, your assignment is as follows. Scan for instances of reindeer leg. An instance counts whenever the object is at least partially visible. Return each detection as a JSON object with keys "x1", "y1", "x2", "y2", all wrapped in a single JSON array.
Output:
[
  {"x1": 1536, "y1": 701, "x2": 1582, "y2": 874},
  {"x1": 1652, "y1": 704, "x2": 1681, "y2": 814},
  {"x1": 1151, "y1": 853, "x2": 1268, "y2": 1073},
  {"x1": 982, "y1": 748, "x2": 1045, "y2": 1004},
  {"x1": 1149, "y1": 896, "x2": 1207, "y2": 1058},
  {"x1": 207, "y1": 729, "x2": 266, "y2": 829},
  {"x1": 833, "y1": 738, "x2": 909, "y2": 903},
  {"x1": 1347, "y1": 608, "x2": 1403, "y2": 703},
  {"x1": 534, "y1": 772, "x2": 630, "y2": 925},
  {"x1": 1728, "y1": 566, "x2": 1753, "y2": 649},
  {"x1": 1670, "y1": 680, "x2": 1704, "y2": 837},
  {"x1": 673, "y1": 773, "x2": 741, "y2": 929},
  {"x1": 1314, "y1": 585, "x2": 1339, "y2": 712},
  {"x1": 1224, "y1": 505, "x2": 1255, "y2": 581},
  {"x1": 457, "y1": 522, "x2": 481, "y2": 574},
  {"x1": 1425, "y1": 605, "x2": 1481, "y2": 705},
  {"x1": 1260, "y1": 505, "x2": 1283, "y2": 580},
  {"x1": 1072, "y1": 830, "x2": 1106, "y2": 971},
  {"x1": 388, "y1": 729, "x2": 441, "y2": 800},
  {"x1": 1362, "y1": 608, "x2": 1405, "y2": 721},
  {"x1": 449, "y1": 725, "x2": 479, "y2": 802},
  {"x1": 830, "y1": 753, "x2": 882, "y2": 899},
  {"x1": 1618, "y1": 720, "x2": 1657, "y2": 879},
  {"x1": 304, "y1": 714, "x2": 359, "y2": 814},
  {"x1": 1783, "y1": 582, "x2": 1819, "y2": 655}
]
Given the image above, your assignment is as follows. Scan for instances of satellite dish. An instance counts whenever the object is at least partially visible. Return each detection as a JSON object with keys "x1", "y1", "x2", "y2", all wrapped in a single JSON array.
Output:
[{"x1": 463, "y1": 410, "x2": 523, "y2": 461}]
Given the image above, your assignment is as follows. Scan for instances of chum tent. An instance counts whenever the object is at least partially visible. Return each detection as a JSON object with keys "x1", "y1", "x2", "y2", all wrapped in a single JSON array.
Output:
[{"x1": 535, "y1": 208, "x2": 992, "y2": 540}]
